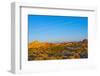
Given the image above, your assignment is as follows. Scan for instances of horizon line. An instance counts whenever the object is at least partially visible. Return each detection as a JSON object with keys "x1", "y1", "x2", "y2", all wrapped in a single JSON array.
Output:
[{"x1": 28, "y1": 38, "x2": 88, "y2": 43}]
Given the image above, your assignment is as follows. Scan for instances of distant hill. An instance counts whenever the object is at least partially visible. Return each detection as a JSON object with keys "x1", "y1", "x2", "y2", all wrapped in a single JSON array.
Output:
[
  {"x1": 28, "y1": 39, "x2": 88, "y2": 49},
  {"x1": 28, "y1": 40, "x2": 54, "y2": 49}
]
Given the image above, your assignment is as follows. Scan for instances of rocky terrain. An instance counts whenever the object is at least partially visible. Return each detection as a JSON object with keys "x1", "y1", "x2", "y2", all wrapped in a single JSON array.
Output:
[{"x1": 28, "y1": 39, "x2": 88, "y2": 61}]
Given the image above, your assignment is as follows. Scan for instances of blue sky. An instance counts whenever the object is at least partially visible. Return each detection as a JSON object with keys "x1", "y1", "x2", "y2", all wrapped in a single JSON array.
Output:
[{"x1": 28, "y1": 15, "x2": 88, "y2": 43}]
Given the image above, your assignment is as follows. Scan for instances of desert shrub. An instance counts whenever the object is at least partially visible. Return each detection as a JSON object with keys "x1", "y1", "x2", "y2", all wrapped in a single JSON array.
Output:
[{"x1": 80, "y1": 51, "x2": 88, "y2": 58}]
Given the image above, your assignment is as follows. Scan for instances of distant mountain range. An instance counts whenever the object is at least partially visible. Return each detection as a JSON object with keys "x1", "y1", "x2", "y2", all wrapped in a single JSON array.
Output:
[{"x1": 28, "y1": 39, "x2": 88, "y2": 49}]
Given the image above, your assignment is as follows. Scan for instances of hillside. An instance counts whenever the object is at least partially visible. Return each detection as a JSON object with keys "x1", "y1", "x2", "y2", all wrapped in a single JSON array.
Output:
[{"x1": 28, "y1": 39, "x2": 88, "y2": 60}]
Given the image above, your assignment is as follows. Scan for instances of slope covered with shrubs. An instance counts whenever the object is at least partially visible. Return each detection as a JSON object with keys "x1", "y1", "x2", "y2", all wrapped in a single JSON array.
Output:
[{"x1": 28, "y1": 39, "x2": 88, "y2": 61}]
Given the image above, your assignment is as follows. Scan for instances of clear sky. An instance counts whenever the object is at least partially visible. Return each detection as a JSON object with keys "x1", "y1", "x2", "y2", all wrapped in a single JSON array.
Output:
[{"x1": 28, "y1": 15, "x2": 88, "y2": 43}]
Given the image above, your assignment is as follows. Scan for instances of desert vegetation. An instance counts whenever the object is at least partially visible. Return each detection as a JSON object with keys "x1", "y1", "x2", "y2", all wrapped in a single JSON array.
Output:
[{"x1": 28, "y1": 39, "x2": 88, "y2": 61}]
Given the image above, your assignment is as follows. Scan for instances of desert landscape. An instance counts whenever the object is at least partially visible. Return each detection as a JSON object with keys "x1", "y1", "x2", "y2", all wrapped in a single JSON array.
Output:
[
  {"x1": 28, "y1": 39, "x2": 88, "y2": 60},
  {"x1": 28, "y1": 15, "x2": 88, "y2": 61}
]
